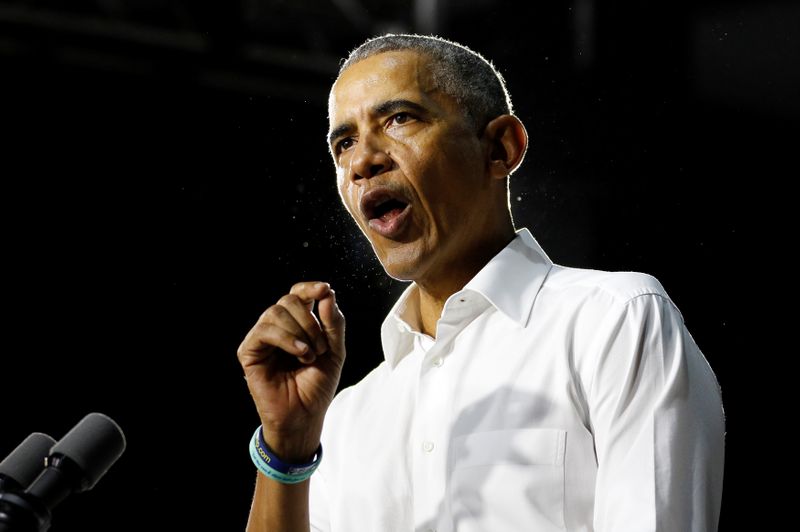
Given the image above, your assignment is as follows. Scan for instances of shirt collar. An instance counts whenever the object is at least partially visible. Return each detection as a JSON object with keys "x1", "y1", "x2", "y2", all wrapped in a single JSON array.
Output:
[{"x1": 380, "y1": 227, "x2": 554, "y2": 368}]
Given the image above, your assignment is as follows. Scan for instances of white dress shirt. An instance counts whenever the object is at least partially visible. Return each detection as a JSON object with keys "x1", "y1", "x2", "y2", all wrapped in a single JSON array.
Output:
[{"x1": 309, "y1": 227, "x2": 726, "y2": 532}]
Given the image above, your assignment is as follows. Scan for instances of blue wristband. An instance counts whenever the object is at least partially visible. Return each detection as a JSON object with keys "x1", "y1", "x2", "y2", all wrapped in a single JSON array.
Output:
[{"x1": 249, "y1": 426, "x2": 322, "y2": 484}]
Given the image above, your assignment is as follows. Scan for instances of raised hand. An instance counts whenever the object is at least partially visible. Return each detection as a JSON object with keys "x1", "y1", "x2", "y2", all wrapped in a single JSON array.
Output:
[{"x1": 237, "y1": 282, "x2": 346, "y2": 462}]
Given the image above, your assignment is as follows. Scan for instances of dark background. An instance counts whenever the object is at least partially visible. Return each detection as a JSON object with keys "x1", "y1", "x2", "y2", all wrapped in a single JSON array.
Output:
[{"x1": 1, "y1": 0, "x2": 795, "y2": 530}]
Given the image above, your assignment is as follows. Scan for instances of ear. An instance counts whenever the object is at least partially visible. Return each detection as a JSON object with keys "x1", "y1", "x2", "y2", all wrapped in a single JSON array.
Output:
[{"x1": 483, "y1": 115, "x2": 529, "y2": 180}]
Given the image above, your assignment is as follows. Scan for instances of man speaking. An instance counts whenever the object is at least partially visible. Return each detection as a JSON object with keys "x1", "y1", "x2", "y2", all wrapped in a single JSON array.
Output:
[{"x1": 237, "y1": 34, "x2": 725, "y2": 531}]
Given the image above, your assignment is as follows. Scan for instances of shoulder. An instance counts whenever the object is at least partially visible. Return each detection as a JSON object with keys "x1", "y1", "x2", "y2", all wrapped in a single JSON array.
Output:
[
  {"x1": 537, "y1": 263, "x2": 685, "y2": 327},
  {"x1": 545, "y1": 263, "x2": 671, "y2": 303}
]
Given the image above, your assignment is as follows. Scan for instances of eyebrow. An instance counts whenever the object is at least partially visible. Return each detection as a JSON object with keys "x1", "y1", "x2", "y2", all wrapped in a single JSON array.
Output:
[{"x1": 327, "y1": 99, "x2": 429, "y2": 147}]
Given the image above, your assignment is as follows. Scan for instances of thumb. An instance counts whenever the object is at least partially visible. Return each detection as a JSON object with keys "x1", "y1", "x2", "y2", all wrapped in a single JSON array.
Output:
[{"x1": 318, "y1": 289, "x2": 346, "y2": 357}]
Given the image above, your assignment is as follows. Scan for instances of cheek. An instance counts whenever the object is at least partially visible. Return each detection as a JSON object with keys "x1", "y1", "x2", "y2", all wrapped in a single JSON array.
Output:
[
  {"x1": 336, "y1": 171, "x2": 346, "y2": 203},
  {"x1": 336, "y1": 171, "x2": 354, "y2": 211},
  {"x1": 337, "y1": 180, "x2": 370, "y2": 235}
]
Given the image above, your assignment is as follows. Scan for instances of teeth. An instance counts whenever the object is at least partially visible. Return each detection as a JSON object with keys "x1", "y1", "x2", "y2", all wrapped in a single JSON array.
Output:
[
  {"x1": 362, "y1": 190, "x2": 407, "y2": 221},
  {"x1": 370, "y1": 197, "x2": 393, "y2": 218}
]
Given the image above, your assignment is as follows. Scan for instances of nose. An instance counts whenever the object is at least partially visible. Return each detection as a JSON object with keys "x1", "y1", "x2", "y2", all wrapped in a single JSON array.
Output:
[{"x1": 348, "y1": 134, "x2": 392, "y2": 182}]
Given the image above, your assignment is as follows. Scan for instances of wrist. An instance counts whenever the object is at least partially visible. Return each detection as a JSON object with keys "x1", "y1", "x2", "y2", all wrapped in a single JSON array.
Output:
[
  {"x1": 262, "y1": 429, "x2": 321, "y2": 464},
  {"x1": 249, "y1": 426, "x2": 323, "y2": 485}
]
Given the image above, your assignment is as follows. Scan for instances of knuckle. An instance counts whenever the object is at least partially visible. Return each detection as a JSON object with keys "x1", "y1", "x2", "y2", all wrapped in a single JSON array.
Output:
[
  {"x1": 273, "y1": 327, "x2": 292, "y2": 342},
  {"x1": 331, "y1": 312, "x2": 345, "y2": 326},
  {"x1": 278, "y1": 294, "x2": 299, "y2": 307},
  {"x1": 290, "y1": 281, "x2": 310, "y2": 293},
  {"x1": 260, "y1": 326, "x2": 287, "y2": 350},
  {"x1": 261, "y1": 304, "x2": 283, "y2": 321},
  {"x1": 237, "y1": 337, "x2": 259, "y2": 361}
]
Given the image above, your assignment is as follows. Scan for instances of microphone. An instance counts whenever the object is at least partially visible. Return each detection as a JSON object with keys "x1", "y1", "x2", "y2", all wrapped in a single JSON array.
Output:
[
  {"x1": 0, "y1": 413, "x2": 126, "y2": 532},
  {"x1": 0, "y1": 434, "x2": 56, "y2": 494}
]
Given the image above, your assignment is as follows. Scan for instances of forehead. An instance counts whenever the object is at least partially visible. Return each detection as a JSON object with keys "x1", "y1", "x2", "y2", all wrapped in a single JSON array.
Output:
[{"x1": 328, "y1": 50, "x2": 440, "y2": 124}]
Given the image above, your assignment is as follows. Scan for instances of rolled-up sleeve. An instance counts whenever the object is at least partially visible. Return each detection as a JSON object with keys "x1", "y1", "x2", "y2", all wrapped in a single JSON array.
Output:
[{"x1": 589, "y1": 293, "x2": 726, "y2": 531}]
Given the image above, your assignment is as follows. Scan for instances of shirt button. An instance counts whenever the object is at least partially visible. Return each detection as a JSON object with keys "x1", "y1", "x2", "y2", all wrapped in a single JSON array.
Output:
[
  {"x1": 422, "y1": 441, "x2": 435, "y2": 453},
  {"x1": 431, "y1": 357, "x2": 444, "y2": 367}
]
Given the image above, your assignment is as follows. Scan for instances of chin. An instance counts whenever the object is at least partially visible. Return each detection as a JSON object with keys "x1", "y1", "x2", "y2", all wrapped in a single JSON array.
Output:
[
  {"x1": 382, "y1": 268, "x2": 415, "y2": 282},
  {"x1": 376, "y1": 248, "x2": 428, "y2": 282},
  {"x1": 363, "y1": 224, "x2": 433, "y2": 281},
  {"x1": 376, "y1": 256, "x2": 413, "y2": 281}
]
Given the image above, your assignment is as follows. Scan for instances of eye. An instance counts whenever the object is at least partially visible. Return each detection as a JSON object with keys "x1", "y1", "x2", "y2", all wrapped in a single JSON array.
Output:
[
  {"x1": 388, "y1": 112, "x2": 414, "y2": 126},
  {"x1": 335, "y1": 137, "x2": 355, "y2": 154}
]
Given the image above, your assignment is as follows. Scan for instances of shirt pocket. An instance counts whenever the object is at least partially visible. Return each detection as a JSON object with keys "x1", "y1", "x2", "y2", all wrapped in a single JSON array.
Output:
[{"x1": 447, "y1": 428, "x2": 567, "y2": 532}]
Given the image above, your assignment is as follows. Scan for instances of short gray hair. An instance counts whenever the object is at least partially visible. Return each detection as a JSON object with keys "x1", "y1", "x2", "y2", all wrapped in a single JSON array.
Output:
[{"x1": 338, "y1": 34, "x2": 513, "y2": 130}]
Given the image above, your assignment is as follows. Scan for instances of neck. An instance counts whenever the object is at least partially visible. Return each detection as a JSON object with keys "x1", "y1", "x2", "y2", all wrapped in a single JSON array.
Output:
[{"x1": 416, "y1": 224, "x2": 516, "y2": 338}]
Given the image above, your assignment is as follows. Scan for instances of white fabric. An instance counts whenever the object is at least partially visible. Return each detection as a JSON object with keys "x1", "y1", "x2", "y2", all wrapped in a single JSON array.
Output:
[{"x1": 309, "y1": 227, "x2": 726, "y2": 532}]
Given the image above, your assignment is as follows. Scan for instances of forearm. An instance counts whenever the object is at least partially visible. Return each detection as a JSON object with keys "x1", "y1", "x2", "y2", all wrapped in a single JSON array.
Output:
[
  {"x1": 246, "y1": 473, "x2": 310, "y2": 532},
  {"x1": 237, "y1": 281, "x2": 344, "y2": 532},
  {"x1": 246, "y1": 428, "x2": 323, "y2": 532}
]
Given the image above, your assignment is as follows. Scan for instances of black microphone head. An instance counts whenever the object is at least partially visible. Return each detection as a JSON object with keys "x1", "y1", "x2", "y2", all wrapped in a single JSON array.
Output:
[
  {"x1": 0, "y1": 433, "x2": 56, "y2": 491},
  {"x1": 49, "y1": 413, "x2": 126, "y2": 491}
]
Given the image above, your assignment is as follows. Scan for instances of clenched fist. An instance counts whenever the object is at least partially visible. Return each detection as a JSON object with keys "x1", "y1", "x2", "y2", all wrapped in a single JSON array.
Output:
[{"x1": 237, "y1": 282, "x2": 346, "y2": 463}]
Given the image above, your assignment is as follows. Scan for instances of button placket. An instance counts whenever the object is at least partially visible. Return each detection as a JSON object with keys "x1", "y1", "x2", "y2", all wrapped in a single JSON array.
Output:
[{"x1": 412, "y1": 335, "x2": 451, "y2": 525}]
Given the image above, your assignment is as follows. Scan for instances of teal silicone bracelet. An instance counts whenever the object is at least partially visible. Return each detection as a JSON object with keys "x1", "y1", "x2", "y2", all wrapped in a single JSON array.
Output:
[{"x1": 248, "y1": 426, "x2": 322, "y2": 484}]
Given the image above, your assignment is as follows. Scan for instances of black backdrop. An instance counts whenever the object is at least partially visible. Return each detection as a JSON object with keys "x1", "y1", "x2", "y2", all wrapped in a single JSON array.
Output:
[{"x1": 1, "y1": 1, "x2": 795, "y2": 530}]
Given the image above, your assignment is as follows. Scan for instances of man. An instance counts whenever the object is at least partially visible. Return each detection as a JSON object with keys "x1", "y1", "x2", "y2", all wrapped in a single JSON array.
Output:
[{"x1": 237, "y1": 34, "x2": 726, "y2": 531}]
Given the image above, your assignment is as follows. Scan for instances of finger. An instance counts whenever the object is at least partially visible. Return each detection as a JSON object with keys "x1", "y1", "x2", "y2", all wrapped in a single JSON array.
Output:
[
  {"x1": 239, "y1": 320, "x2": 316, "y2": 366},
  {"x1": 245, "y1": 303, "x2": 318, "y2": 358},
  {"x1": 289, "y1": 281, "x2": 332, "y2": 310},
  {"x1": 260, "y1": 303, "x2": 318, "y2": 347},
  {"x1": 277, "y1": 293, "x2": 328, "y2": 355},
  {"x1": 318, "y1": 289, "x2": 345, "y2": 360}
]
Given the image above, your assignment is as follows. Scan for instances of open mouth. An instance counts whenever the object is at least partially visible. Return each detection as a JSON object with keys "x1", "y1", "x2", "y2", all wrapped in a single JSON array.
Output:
[
  {"x1": 361, "y1": 189, "x2": 409, "y2": 222},
  {"x1": 360, "y1": 188, "x2": 412, "y2": 238},
  {"x1": 370, "y1": 197, "x2": 408, "y2": 222}
]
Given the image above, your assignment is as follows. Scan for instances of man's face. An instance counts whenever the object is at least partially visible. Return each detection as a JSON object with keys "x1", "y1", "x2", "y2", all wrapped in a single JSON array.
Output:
[{"x1": 328, "y1": 50, "x2": 497, "y2": 283}]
